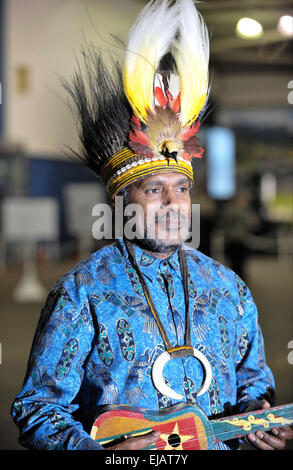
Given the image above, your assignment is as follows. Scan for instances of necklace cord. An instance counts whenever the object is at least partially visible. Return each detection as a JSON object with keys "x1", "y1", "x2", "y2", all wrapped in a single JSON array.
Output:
[
  {"x1": 124, "y1": 240, "x2": 191, "y2": 353},
  {"x1": 178, "y1": 249, "x2": 191, "y2": 347}
]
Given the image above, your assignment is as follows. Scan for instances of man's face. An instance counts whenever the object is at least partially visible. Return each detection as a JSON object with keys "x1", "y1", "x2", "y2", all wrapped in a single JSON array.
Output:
[{"x1": 125, "y1": 172, "x2": 191, "y2": 254}]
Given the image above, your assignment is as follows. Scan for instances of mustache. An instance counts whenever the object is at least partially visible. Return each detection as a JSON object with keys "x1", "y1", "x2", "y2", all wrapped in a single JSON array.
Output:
[{"x1": 154, "y1": 210, "x2": 188, "y2": 223}]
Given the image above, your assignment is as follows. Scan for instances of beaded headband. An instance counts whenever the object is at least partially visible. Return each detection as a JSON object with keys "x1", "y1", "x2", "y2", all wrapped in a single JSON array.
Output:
[{"x1": 102, "y1": 148, "x2": 194, "y2": 199}]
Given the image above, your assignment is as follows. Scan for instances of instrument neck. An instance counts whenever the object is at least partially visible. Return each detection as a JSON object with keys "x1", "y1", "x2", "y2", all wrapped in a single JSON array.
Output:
[{"x1": 210, "y1": 403, "x2": 293, "y2": 443}]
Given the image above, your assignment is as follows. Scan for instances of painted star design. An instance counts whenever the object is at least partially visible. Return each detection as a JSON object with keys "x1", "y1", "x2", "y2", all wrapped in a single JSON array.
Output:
[{"x1": 159, "y1": 422, "x2": 194, "y2": 450}]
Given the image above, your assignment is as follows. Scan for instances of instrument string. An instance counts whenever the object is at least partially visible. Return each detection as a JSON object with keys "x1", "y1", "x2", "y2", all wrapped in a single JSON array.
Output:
[
  {"x1": 152, "y1": 425, "x2": 275, "y2": 446},
  {"x1": 102, "y1": 418, "x2": 290, "y2": 450},
  {"x1": 97, "y1": 405, "x2": 293, "y2": 449},
  {"x1": 154, "y1": 412, "x2": 293, "y2": 440},
  {"x1": 153, "y1": 418, "x2": 291, "y2": 450},
  {"x1": 106, "y1": 407, "x2": 293, "y2": 449}
]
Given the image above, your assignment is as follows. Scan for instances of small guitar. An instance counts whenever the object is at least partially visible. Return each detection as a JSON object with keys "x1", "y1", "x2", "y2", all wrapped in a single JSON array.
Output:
[{"x1": 90, "y1": 402, "x2": 293, "y2": 450}]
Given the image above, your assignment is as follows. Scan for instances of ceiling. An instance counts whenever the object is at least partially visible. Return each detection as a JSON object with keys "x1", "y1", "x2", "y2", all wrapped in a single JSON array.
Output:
[
  {"x1": 138, "y1": 0, "x2": 293, "y2": 71},
  {"x1": 200, "y1": 0, "x2": 292, "y2": 70}
]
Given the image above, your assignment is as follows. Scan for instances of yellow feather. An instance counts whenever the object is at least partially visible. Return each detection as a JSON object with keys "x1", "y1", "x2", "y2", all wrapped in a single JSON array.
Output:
[
  {"x1": 178, "y1": 57, "x2": 209, "y2": 127},
  {"x1": 123, "y1": 50, "x2": 155, "y2": 123}
]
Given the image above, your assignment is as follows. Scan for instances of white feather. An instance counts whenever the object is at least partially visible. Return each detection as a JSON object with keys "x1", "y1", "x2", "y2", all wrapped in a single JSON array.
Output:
[
  {"x1": 154, "y1": 73, "x2": 164, "y2": 107},
  {"x1": 123, "y1": 0, "x2": 180, "y2": 120},
  {"x1": 173, "y1": 0, "x2": 210, "y2": 126},
  {"x1": 153, "y1": 72, "x2": 180, "y2": 107},
  {"x1": 168, "y1": 73, "x2": 181, "y2": 99}
]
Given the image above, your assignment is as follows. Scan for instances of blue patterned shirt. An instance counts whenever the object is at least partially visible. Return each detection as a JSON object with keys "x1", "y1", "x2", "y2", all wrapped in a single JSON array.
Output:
[{"x1": 11, "y1": 239, "x2": 275, "y2": 450}]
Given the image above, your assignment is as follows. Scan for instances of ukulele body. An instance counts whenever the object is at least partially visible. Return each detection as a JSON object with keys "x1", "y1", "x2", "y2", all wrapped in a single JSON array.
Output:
[{"x1": 91, "y1": 402, "x2": 218, "y2": 450}]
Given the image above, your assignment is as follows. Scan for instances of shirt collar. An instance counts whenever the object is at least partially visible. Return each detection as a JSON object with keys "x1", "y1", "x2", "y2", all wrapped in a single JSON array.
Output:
[{"x1": 116, "y1": 238, "x2": 182, "y2": 281}]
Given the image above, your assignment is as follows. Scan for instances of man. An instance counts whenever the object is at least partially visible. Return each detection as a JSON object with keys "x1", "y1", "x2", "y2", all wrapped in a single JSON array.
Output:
[{"x1": 11, "y1": 0, "x2": 292, "y2": 450}]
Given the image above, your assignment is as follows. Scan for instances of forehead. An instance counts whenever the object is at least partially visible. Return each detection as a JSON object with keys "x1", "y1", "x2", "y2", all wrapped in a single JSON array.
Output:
[{"x1": 137, "y1": 172, "x2": 190, "y2": 187}]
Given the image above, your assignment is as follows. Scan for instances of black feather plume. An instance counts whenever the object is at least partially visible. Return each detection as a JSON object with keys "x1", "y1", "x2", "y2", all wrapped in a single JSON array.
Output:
[{"x1": 61, "y1": 44, "x2": 132, "y2": 177}]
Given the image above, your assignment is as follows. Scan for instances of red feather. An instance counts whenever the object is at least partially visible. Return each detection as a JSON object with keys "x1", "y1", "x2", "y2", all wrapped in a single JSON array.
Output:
[
  {"x1": 181, "y1": 121, "x2": 201, "y2": 141},
  {"x1": 129, "y1": 129, "x2": 150, "y2": 146},
  {"x1": 155, "y1": 87, "x2": 167, "y2": 108},
  {"x1": 131, "y1": 115, "x2": 142, "y2": 129},
  {"x1": 182, "y1": 146, "x2": 204, "y2": 160},
  {"x1": 166, "y1": 90, "x2": 181, "y2": 113},
  {"x1": 129, "y1": 114, "x2": 150, "y2": 145}
]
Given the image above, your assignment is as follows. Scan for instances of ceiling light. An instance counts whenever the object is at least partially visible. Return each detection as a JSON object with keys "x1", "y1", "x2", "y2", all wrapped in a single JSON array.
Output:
[
  {"x1": 236, "y1": 17, "x2": 264, "y2": 39},
  {"x1": 278, "y1": 15, "x2": 293, "y2": 37}
]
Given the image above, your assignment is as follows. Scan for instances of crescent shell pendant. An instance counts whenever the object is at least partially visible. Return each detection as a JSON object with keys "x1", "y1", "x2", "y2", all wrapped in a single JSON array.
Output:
[{"x1": 151, "y1": 348, "x2": 213, "y2": 400}]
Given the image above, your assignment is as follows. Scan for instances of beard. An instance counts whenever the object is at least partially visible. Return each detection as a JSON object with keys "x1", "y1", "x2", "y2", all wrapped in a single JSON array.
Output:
[
  {"x1": 133, "y1": 237, "x2": 182, "y2": 254},
  {"x1": 124, "y1": 209, "x2": 191, "y2": 254}
]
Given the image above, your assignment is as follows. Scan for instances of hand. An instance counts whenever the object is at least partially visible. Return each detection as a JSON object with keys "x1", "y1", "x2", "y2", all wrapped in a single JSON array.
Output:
[
  {"x1": 106, "y1": 430, "x2": 160, "y2": 450},
  {"x1": 245, "y1": 400, "x2": 293, "y2": 450}
]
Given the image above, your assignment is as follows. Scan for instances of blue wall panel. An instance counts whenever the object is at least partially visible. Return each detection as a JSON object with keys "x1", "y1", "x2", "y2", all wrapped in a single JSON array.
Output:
[{"x1": 29, "y1": 157, "x2": 99, "y2": 242}]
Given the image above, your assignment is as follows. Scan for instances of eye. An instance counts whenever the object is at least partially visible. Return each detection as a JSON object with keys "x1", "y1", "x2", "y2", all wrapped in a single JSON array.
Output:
[
  {"x1": 178, "y1": 186, "x2": 188, "y2": 193},
  {"x1": 146, "y1": 188, "x2": 160, "y2": 194}
]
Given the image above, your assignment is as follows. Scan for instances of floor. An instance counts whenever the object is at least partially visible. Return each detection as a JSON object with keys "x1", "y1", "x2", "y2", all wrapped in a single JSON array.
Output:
[{"x1": 0, "y1": 253, "x2": 292, "y2": 451}]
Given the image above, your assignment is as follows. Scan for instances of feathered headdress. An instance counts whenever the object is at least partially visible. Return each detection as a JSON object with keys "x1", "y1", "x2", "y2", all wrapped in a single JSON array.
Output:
[{"x1": 65, "y1": 0, "x2": 210, "y2": 199}]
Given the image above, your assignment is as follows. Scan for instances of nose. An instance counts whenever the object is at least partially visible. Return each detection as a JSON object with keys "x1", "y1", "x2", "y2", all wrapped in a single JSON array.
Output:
[{"x1": 161, "y1": 187, "x2": 179, "y2": 209}]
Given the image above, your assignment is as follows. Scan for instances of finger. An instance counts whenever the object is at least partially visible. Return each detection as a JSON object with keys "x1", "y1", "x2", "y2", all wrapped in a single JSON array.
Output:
[
  {"x1": 246, "y1": 432, "x2": 275, "y2": 450},
  {"x1": 121, "y1": 430, "x2": 160, "y2": 450},
  {"x1": 260, "y1": 400, "x2": 271, "y2": 410},
  {"x1": 255, "y1": 430, "x2": 286, "y2": 450},
  {"x1": 107, "y1": 430, "x2": 160, "y2": 450},
  {"x1": 244, "y1": 399, "x2": 271, "y2": 412},
  {"x1": 271, "y1": 427, "x2": 286, "y2": 439},
  {"x1": 281, "y1": 425, "x2": 293, "y2": 440}
]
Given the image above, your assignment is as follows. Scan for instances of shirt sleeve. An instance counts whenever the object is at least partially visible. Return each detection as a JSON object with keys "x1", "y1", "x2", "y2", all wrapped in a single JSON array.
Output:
[
  {"x1": 10, "y1": 281, "x2": 104, "y2": 450},
  {"x1": 234, "y1": 276, "x2": 276, "y2": 412}
]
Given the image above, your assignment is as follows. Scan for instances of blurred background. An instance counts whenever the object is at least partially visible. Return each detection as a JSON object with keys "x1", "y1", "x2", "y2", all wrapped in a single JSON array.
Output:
[{"x1": 0, "y1": 0, "x2": 292, "y2": 450}]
